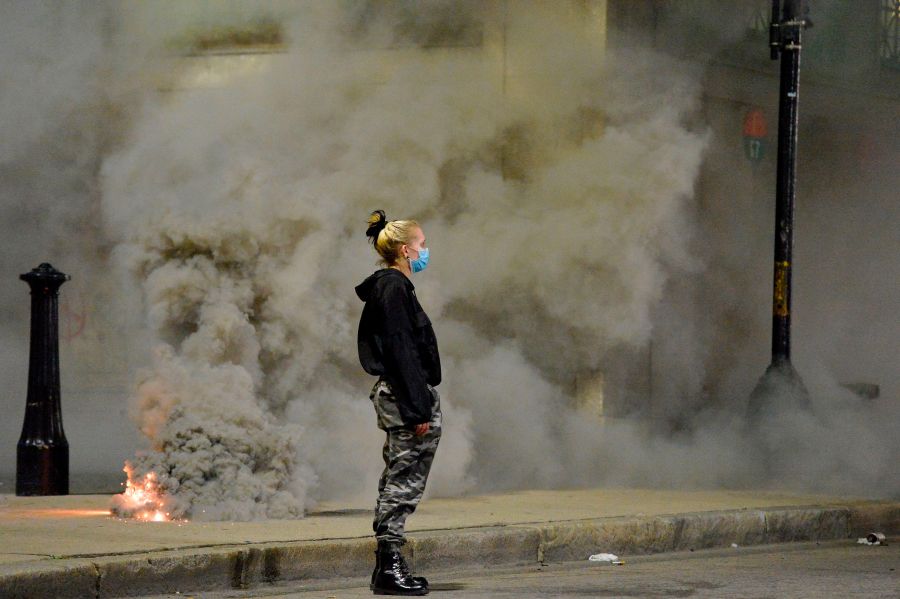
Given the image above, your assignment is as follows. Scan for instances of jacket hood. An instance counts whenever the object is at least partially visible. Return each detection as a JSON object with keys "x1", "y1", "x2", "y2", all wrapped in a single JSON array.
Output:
[{"x1": 355, "y1": 268, "x2": 410, "y2": 302}]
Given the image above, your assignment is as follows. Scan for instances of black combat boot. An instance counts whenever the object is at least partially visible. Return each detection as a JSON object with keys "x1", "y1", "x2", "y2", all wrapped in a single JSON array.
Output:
[
  {"x1": 371, "y1": 546, "x2": 428, "y2": 591},
  {"x1": 372, "y1": 540, "x2": 428, "y2": 595}
]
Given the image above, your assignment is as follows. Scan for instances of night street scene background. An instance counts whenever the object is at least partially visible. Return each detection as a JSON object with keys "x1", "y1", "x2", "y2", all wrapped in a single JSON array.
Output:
[{"x1": 1, "y1": 0, "x2": 898, "y2": 528}]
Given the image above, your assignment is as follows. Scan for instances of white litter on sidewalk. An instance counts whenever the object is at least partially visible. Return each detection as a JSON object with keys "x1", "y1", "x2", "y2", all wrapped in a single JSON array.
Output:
[
  {"x1": 857, "y1": 532, "x2": 887, "y2": 546},
  {"x1": 588, "y1": 553, "x2": 624, "y2": 565}
]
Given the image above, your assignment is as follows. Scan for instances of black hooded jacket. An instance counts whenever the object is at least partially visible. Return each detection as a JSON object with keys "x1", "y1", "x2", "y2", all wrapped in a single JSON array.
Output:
[{"x1": 355, "y1": 268, "x2": 441, "y2": 426}]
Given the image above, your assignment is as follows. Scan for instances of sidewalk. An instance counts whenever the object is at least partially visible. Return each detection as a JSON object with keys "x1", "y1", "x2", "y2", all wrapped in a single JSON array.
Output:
[{"x1": 1, "y1": 488, "x2": 898, "y2": 598}]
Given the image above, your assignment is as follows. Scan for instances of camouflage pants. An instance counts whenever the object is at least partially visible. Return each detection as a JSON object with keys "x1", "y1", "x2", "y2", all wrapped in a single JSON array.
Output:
[{"x1": 370, "y1": 378, "x2": 442, "y2": 544}]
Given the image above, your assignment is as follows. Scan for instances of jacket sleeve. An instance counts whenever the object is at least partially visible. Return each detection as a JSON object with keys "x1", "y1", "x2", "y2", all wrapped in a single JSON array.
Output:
[{"x1": 378, "y1": 280, "x2": 433, "y2": 426}]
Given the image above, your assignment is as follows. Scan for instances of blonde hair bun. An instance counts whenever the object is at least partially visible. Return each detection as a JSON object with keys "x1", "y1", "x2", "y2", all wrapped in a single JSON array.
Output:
[{"x1": 366, "y1": 209, "x2": 388, "y2": 244}]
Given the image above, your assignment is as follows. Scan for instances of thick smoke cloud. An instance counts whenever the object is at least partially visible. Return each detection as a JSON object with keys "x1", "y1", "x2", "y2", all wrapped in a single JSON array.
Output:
[
  {"x1": 3, "y1": 1, "x2": 897, "y2": 517},
  {"x1": 98, "y1": 2, "x2": 711, "y2": 518}
]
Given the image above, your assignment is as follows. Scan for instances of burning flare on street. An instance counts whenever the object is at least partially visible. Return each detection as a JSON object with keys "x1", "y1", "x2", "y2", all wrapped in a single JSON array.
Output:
[{"x1": 110, "y1": 465, "x2": 175, "y2": 522}]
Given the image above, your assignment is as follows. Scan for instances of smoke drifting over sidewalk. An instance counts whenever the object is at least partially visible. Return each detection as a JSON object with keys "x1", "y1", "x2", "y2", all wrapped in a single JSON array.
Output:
[{"x1": 2, "y1": 2, "x2": 897, "y2": 518}]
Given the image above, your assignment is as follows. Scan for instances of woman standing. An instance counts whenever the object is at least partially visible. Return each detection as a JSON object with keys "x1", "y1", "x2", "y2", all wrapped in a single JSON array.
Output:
[{"x1": 355, "y1": 210, "x2": 441, "y2": 596}]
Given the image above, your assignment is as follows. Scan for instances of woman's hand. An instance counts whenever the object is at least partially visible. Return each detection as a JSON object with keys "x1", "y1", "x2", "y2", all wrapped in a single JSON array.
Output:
[{"x1": 414, "y1": 422, "x2": 430, "y2": 436}]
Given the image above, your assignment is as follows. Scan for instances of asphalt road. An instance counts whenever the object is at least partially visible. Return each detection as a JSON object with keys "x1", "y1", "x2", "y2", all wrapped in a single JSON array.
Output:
[{"x1": 136, "y1": 540, "x2": 900, "y2": 599}]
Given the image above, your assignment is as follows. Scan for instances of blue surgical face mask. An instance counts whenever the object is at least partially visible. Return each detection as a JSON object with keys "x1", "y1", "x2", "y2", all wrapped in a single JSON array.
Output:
[{"x1": 408, "y1": 246, "x2": 430, "y2": 273}]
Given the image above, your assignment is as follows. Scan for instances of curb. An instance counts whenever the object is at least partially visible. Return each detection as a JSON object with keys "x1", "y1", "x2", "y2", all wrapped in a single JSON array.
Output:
[{"x1": 2, "y1": 502, "x2": 898, "y2": 598}]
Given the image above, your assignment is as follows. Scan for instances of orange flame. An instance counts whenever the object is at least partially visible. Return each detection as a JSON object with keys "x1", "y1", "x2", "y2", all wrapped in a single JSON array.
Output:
[{"x1": 113, "y1": 464, "x2": 177, "y2": 522}]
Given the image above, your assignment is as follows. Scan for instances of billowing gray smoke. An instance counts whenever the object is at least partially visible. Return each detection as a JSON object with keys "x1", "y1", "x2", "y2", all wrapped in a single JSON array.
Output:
[
  {"x1": 3, "y1": 1, "x2": 897, "y2": 519},
  {"x1": 99, "y1": 2, "x2": 709, "y2": 519}
]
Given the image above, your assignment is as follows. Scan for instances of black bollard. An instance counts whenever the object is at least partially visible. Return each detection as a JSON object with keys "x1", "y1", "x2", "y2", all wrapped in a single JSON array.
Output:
[{"x1": 16, "y1": 263, "x2": 70, "y2": 496}]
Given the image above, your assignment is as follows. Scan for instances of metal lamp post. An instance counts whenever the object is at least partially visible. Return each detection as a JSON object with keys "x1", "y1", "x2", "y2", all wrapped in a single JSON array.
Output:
[
  {"x1": 748, "y1": 0, "x2": 812, "y2": 421},
  {"x1": 16, "y1": 263, "x2": 70, "y2": 495}
]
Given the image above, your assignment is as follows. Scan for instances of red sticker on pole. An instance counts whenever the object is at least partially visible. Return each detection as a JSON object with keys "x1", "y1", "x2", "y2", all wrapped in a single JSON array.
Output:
[{"x1": 743, "y1": 108, "x2": 768, "y2": 163}]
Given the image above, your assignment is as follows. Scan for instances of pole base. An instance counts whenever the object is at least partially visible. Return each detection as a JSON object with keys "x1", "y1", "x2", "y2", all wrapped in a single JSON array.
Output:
[
  {"x1": 16, "y1": 443, "x2": 69, "y2": 496},
  {"x1": 747, "y1": 359, "x2": 811, "y2": 425}
]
